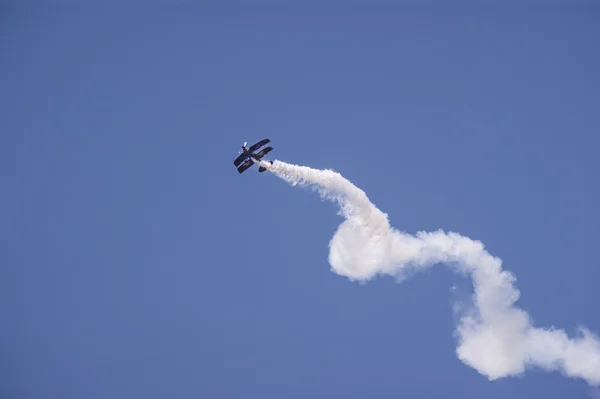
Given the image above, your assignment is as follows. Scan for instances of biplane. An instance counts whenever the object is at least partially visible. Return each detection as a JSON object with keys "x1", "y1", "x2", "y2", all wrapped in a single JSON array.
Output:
[{"x1": 233, "y1": 138, "x2": 273, "y2": 174}]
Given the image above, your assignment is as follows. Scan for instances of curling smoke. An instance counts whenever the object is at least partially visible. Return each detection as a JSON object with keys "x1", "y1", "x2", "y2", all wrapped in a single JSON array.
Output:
[{"x1": 257, "y1": 159, "x2": 600, "y2": 386}]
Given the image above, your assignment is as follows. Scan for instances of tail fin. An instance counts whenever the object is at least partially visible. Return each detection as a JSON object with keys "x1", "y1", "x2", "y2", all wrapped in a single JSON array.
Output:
[{"x1": 258, "y1": 160, "x2": 272, "y2": 173}]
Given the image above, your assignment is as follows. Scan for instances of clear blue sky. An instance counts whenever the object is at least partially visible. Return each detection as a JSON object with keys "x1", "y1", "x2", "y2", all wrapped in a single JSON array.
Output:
[{"x1": 4, "y1": 2, "x2": 600, "y2": 398}]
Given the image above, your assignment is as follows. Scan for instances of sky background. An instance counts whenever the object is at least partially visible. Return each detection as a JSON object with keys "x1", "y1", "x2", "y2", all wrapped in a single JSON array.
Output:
[{"x1": 4, "y1": 2, "x2": 600, "y2": 398}]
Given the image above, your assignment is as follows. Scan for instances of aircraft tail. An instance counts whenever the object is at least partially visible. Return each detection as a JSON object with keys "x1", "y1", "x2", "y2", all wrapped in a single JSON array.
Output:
[{"x1": 258, "y1": 160, "x2": 273, "y2": 172}]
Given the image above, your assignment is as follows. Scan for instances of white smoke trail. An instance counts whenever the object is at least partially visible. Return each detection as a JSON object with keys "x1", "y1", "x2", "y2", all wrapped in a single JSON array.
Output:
[{"x1": 257, "y1": 159, "x2": 600, "y2": 386}]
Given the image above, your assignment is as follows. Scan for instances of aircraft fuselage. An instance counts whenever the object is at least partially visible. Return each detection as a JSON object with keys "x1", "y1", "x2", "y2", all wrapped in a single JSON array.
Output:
[{"x1": 240, "y1": 149, "x2": 259, "y2": 161}]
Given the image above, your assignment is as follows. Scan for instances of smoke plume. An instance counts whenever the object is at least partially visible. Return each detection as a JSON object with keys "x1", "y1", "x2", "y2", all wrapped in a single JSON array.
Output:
[{"x1": 257, "y1": 159, "x2": 600, "y2": 386}]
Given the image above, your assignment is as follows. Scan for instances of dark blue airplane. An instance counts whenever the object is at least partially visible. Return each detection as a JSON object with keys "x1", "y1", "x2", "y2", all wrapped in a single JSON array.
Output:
[{"x1": 233, "y1": 138, "x2": 273, "y2": 174}]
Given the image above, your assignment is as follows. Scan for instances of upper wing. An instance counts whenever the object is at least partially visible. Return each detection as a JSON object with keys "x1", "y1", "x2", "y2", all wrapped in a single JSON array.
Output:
[
  {"x1": 254, "y1": 146, "x2": 273, "y2": 159},
  {"x1": 237, "y1": 159, "x2": 254, "y2": 174},
  {"x1": 248, "y1": 138, "x2": 270, "y2": 152},
  {"x1": 233, "y1": 152, "x2": 248, "y2": 166}
]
